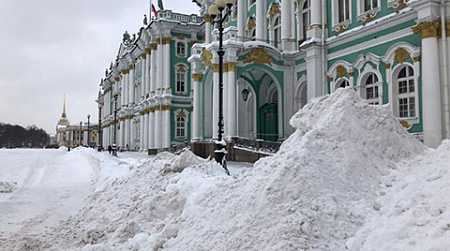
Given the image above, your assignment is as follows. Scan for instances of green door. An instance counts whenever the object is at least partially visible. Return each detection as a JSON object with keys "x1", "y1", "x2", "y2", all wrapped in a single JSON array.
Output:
[{"x1": 259, "y1": 103, "x2": 278, "y2": 141}]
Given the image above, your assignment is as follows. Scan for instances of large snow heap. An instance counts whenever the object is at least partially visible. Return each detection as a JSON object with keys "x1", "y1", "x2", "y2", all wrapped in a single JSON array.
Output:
[{"x1": 19, "y1": 88, "x2": 427, "y2": 251}]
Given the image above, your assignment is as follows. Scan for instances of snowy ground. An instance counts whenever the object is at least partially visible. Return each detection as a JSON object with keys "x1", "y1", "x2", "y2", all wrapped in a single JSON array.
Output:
[{"x1": 1, "y1": 88, "x2": 449, "y2": 250}]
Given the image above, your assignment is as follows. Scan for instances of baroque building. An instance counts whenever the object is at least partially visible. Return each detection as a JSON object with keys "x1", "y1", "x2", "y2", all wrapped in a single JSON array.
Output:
[{"x1": 98, "y1": 0, "x2": 450, "y2": 153}]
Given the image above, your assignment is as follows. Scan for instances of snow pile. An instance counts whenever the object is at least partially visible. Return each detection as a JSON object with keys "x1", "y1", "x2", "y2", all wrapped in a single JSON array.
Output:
[
  {"x1": 348, "y1": 139, "x2": 450, "y2": 250},
  {"x1": 0, "y1": 181, "x2": 17, "y2": 193},
  {"x1": 28, "y1": 88, "x2": 422, "y2": 250}
]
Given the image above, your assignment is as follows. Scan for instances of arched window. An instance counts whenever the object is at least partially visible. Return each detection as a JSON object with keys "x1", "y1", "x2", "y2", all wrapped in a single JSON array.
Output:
[
  {"x1": 338, "y1": 0, "x2": 350, "y2": 23},
  {"x1": 176, "y1": 42, "x2": 185, "y2": 57},
  {"x1": 395, "y1": 65, "x2": 416, "y2": 118},
  {"x1": 176, "y1": 116, "x2": 186, "y2": 139},
  {"x1": 176, "y1": 65, "x2": 187, "y2": 94},
  {"x1": 272, "y1": 16, "x2": 281, "y2": 48},
  {"x1": 363, "y1": 72, "x2": 380, "y2": 105},
  {"x1": 300, "y1": 0, "x2": 310, "y2": 41},
  {"x1": 337, "y1": 79, "x2": 350, "y2": 90}
]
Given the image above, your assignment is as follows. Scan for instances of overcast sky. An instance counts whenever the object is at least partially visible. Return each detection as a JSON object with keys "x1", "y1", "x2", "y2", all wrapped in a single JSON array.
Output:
[{"x1": 0, "y1": 0, "x2": 199, "y2": 135}]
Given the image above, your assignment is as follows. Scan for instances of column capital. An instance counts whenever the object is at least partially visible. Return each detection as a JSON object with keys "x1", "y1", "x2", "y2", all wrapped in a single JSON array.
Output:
[
  {"x1": 150, "y1": 43, "x2": 158, "y2": 50},
  {"x1": 192, "y1": 73, "x2": 203, "y2": 82},
  {"x1": 412, "y1": 21, "x2": 440, "y2": 39},
  {"x1": 203, "y1": 14, "x2": 213, "y2": 23},
  {"x1": 212, "y1": 64, "x2": 220, "y2": 73}
]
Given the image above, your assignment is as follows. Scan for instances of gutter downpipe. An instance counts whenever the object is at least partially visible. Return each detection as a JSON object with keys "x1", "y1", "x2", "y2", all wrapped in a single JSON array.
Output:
[
  {"x1": 441, "y1": 0, "x2": 450, "y2": 138},
  {"x1": 321, "y1": 0, "x2": 327, "y2": 95}
]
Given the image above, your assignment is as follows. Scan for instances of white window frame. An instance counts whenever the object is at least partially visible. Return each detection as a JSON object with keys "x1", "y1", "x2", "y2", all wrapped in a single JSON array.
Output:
[
  {"x1": 356, "y1": 0, "x2": 381, "y2": 22},
  {"x1": 393, "y1": 65, "x2": 417, "y2": 119},
  {"x1": 269, "y1": 14, "x2": 281, "y2": 48},
  {"x1": 361, "y1": 72, "x2": 381, "y2": 105},
  {"x1": 176, "y1": 41, "x2": 186, "y2": 58},
  {"x1": 173, "y1": 109, "x2": 189, "y2": 141},
  {"x1": 332, "y1": 0, "x2": 352, "y2": 31},
  {"x1": 298, "y1": 0, "x2": 310, "y2": 42}
]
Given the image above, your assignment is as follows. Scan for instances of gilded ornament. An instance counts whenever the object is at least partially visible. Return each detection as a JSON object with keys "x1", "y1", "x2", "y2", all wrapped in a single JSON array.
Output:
[
  {"x1": 413, "y1": 56, "x2": 421, "y2": 62},
  {"x1": 385, "y1": 63, "x2": 391, "y2": 69},
  {"x1": 178, "y1": 65, "x2": 186, "y2": 73},
  {"x1": 190, "y1": 106, "x2": 193, "y2": 112},
  {"x1": 336, "y1": 65, "x2": 347, "y2": 78},
  {"x1": 212, "y1": 64, "x2": 220, "y2": 72},
  {"x1": 309, "y1": 24, "x2": 323, "y2": 29},
  {"x1": 336, "y1": 25, "x2": 348, "y2": 33},
  {"x1": 223, "y1": 62, "x2": 229, "y2": 72},
  {"x1": 141, "y1": 53, "x2": 147, "y2": 59},
  {"x1": 156, "y1": 38, "x2": 161, "y2": 44},
  {"x1": 163, "y1": 37, "x2": 172, "y2": 44},
  {"x1": 177, "y1": 34, "x2": 185, "y2": 40},
  {"x1": 399, "y1": 120, "x2": 411, "y2": 129},
  {"x1": 394, "y1": 47, "x2": 410, "y2": 64},
  {"x1": 243, "y1": 48, "x2": 274, "y2": 66},
  {"x1": 203, "y1": 14, "x2": 213, "y2": 23},
  {"x1": 328, "y1": 77, "x2": 334, "y2": 82},
  {"x1": 177, "y1": 111, "x2": 186, "y2": 118},
  {"x1": 412, "y1": 21, "x2": 440, "y2": 39},
  {"x1": 247, "y1": 18, "x2": 256, "y2": 31},
  {"x1": 150, "y1": 43, "x2": 158, "y2": 50},
  {"x1": 227, "y1": 62, "x2": 238, "y2": 71},
  {"x1": 268, "y1": 4, "x2": 281, "y2": 21},
  {"x1": 145, "y1": 48, "x2": 151, "y2": 54},
  {"x1": 121, "y1": 69, "x2": 130, "y2": 74},
  {"x1": 447, "y1": 22, "x2": 450, "y2": 37},
  {"x1": 349, "y1": 72, "x2": 354, "y2": 77},
  {"x1": 114, "y1": 76, "x2": 120, "y2": 81},
  {"x1": 192, "y1": 73, "x2": 203, "y2": 82},
  {"x1": 202, "y1": 48, "x2": 212, "y2": 69}
]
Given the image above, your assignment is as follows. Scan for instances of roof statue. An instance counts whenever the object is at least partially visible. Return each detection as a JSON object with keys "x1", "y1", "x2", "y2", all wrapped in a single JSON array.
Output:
[
  {"x1": 158, "y1": 0, "x2": 164, "y2": 10},
  {"x1": 105, "y1": 68, "x2": 108, "y2": 77},
  {"x1": 123, "y1": 31, "x2": 132, "y2": 46},
  {"x1": 143, "y1": 14, "x2": 148, "y2": 26}
]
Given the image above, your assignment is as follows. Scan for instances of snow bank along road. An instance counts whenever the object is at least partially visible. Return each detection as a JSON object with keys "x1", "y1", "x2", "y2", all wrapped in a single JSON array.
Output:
[{"x1": 0, "y1": 148, "x2": 93, "y2": 248}]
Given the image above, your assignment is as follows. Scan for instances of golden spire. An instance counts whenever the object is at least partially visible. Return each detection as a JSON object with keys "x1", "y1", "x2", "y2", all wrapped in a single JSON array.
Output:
[{"x1": 59, "y1": 94, "x2": 68, "y2": 123}]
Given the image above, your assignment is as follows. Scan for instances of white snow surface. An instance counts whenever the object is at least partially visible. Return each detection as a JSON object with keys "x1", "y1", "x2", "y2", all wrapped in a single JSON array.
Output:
[{"x1": 2, "y1": 88, "x2": 449, "y2": 250}]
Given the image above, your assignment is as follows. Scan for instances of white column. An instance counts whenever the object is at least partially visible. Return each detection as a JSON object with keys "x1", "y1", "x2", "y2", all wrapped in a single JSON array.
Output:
[
  {"x1": 306, "y1": 45, "x2": 324, "y2": 99},
  {"x1": 141, "y1": 56, "x2": 146, "y2": 100},
  {"x1": 139, "y1": 114, "x2": 144, "y2": 150},
  {"x1": 256, "y1": 0, "x2": 266, "y2": 41},
  {"x1": 281, "y1": 0, "x2": 295, "y2": 51},
  {"x1": 205, "y1": 15, "x2": 212, "y2": 43},
  {"x1": 227, "y1": 63, "x2": 237, "y2": 137},
  {"x1": 130, "y1": 68, "x2": 135, "y2": 104},
  {"x1": 163, "y1": 106, "x2": 171, "y2": 148},
  {"x1": 164, "y1": 39, "x2": 171, "y2": 89},
  {"x1": 142, "y1": 112, "x2": 147, "y2": 150},
  {"x1": 308, "y1": 0, "x2": 322, "y2": 38},
  {"x1": 151, "y1": 44, "x2": 157, "y2": 93},
  {"x1": 192, "y1": 74, "x2": 202, "y2": 140},
  {"x1": 422, "y1": 33, "x2": 443, "y2": 147},
  {"x1": 149, "y1": 110, "x2": 155, "y2": 148},
  {"x1": 212, "y1": 67, "x2": 219, "y2": 139},
  {"x1": 237, "y1": 0, "x2": 246, "y2": 39}
]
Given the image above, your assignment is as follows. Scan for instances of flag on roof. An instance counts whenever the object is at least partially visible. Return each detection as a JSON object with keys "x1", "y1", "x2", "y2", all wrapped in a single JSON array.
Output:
[{"x1": 151, "y1": 3, "x2": 158, "y2": 17}]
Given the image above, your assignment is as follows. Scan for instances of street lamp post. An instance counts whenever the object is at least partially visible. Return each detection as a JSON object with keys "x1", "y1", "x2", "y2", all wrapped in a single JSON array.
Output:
[
  {"x1": 208, "y1": 0, "x2": 235, "y2": 175},
  {"x1": 87, "y1": 114, "x2": 91, "y2": 147},
  {"x1": 98, "y1": 104, "x2": 103, "y2": 151},
  {"x1": 112, "y1": 91, "x2": 119, "y2": 157},
  {"x1": 79, "y1": 121, "x2": 82, "y2": 146}
]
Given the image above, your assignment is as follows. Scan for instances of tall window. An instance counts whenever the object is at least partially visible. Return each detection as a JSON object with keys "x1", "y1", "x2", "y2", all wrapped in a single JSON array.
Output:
[
  {"x1": 364, "y1": 0, "x2": 378, "y2": 12},
  {"x1": 176, "y1": 71, "x2": 185, "y2": 93},
  {"x1": 176, "y1": 116, "x2": 186, "y2": 139},
  {"x1": 338, "y1": 0, "x2": 350, "y2": 23},
  {"x1": 176, "y1": 42, "x2": 185, "y2": 57},
  {"x1": 396, "y1": 66, "x2": 415, "y2": 118},
  {"x1": 273, "y1": 16, "x2": 281, "y2": 48},
  {"x1": 364, "y1": 73, "x2": 379, "y2": 105},
  {"x1": 300, "y1": 0, "x2": 310, "y2": 41}
]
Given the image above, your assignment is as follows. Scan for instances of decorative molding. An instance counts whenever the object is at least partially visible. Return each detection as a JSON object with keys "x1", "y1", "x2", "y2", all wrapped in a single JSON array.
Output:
[
  {"x1": 243, "y1": 48, "x2": 274, "y2": 65},
  {"x1": 309, "y1": 24, "x2": 323, "y2": 30},
  {"x1": 227, "y1": 62, "x2": 238, "y2": 71},
  {"x1": 114, "y1": 76, "x2": 120, "y2": 81},
  {"x1": 336, "y1": 65, "x2": 348, "y2": 78},
  {"x1": 177, "y1": 34, "x2": 185, "y2": 40},
  {"x1": 189, "y1": 40, "x2": 198, "y2": 46},
  {"x1": 388, "y1": 0, "x2": 407, "y2": 9},
  {"x1": 178, "y1": 65, "x2": 186, "y2": 73},
  {"x1": 394, "y1": 47, "x2": 410, "y2": 64},
  {"x1": 349, "y1": 72, "x2": 354, "y2": 77},
  {"x1": 203, "y1": 14, "x2": 213, "y2": 23},
  {"x1": 413, "y1": 56, "x2": 421, "y2": 62},
  {"x1": 190, "y1": 106, "x2": 193, "y2": 112},
  {"x1": 400, "y1": 120, "x2": 411, "y2": 129},
  {"x1": 121, "y1": 69, "x2": 130, "y2": 74},
  {"x1": 177, "y1": 111, "x2": 186, "y2": 118},
  {"x1": 247, "y1": 18, "x2": 256, "y2": 31},
  {"x1": 202, "y1": 48, "x2": 212, "y2": 69},
  {"x1": 163, "y1": 37, "x2": 172, "y2": 44},
  {"x1": 192, "y1": 73, "x2": 203, "y2": 82},
  {"x1": 412, "y1": 21, "x2": 440, "y2": 39},
  {"x1": 212, "y1": 64, "x2": 220, "y2": 72},
  {"x1": 150, "y1": 43, "x2": 158, "y2": 50},
  {"x1": 328, "y1": 77, "x2": 334, "y2": 82},
  {"x1": 141, "y1": 53, "x2": 147, "y2": 59},
  {"x1": 268, "y1": 4, "x2": 281, "y2": 21},
  {"x1": 385, "y1": 63, "x2": 391, "y2": 69},
  {"x1": 156, "y1": 38, "x2": 161, "y2": 44}
]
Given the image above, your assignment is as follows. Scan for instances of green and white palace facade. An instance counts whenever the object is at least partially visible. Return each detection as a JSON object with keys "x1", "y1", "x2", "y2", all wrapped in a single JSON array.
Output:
[{"x1": 97, "y1": 0, "x2": 450, "y2": 152}]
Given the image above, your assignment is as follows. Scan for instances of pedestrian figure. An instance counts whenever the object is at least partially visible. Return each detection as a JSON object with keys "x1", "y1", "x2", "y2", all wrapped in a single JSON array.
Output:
[{"x1": 108, "y1": 145, "x2": 112, "y2": 154}]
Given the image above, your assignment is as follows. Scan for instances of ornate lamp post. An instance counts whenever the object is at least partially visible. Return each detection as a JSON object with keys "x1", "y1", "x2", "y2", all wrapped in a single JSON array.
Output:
[
  {"x1": 98, "y1": 104, "x2": 103, "y2": 151},
  {"x1": 87, "y1": 114, "x2": 91, "y2": 147},
  {"x1": 208, "y1": 0, "x2": 235, "y2": 175},
  {"x1": 79, "y1": 121, "x2": 82, "y2": 146},
  {"x1": 112, "y1": 91, "x2": 119, "y2": 157}
]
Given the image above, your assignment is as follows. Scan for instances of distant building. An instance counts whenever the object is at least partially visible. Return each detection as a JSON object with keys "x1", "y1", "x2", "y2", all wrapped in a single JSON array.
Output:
[
  {"x1": 97, "y1": 1, "x2": 450, "y2": 153},
  {"x1": 56, "y1": 97, "x2": 99, "y2": 148}
]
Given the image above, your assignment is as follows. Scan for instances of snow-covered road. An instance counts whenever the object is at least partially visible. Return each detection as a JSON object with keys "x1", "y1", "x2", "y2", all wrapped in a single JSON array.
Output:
[{"x1": 0, "y1": 148, "x2": 93, "y2": 242}]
